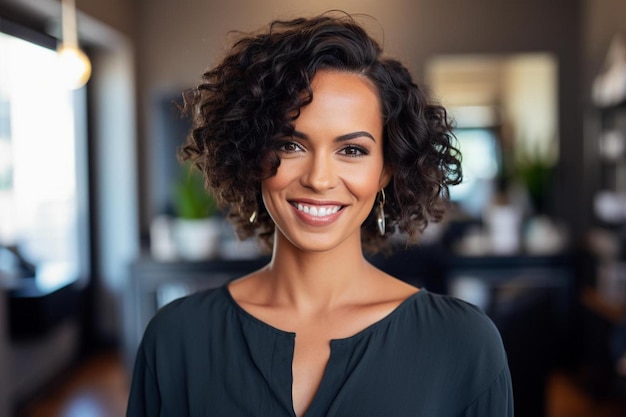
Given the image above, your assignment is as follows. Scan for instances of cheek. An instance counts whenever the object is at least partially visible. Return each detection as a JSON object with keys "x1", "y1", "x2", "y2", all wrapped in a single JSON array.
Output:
[
  {"x1": 342, "y1": 166, "x2": 385, "y2": 200},
  {"x1": 262, "y1": 164, "x2": 292, "y2": 196},
  {"x1": 261, "y1": 165, "x2": 294, "y2": 212}
]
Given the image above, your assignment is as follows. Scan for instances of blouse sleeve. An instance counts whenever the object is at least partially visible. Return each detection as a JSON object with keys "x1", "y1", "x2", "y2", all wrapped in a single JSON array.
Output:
[
  {"x1": 126, "y1": 341, "x2": 161, "y2": 417},
  {"x1": 463, "y1": 365, "x2": 514, "y2": 417}
]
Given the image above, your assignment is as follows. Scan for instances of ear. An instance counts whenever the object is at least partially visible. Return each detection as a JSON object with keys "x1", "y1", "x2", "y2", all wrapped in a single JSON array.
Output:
[{"x1": 378, "y1": 164, "x2": 393, "y2": 190}]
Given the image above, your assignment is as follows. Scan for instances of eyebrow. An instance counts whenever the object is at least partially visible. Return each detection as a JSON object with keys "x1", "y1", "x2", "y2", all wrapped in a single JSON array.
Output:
[{"x1": 292, "y1": 130, "x2": 376, "y2": 143}]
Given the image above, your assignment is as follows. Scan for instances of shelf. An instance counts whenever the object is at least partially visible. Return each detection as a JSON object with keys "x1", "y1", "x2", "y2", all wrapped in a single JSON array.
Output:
[{"x1": 593, "y1": 98, "x2": 626, "y2": 227}]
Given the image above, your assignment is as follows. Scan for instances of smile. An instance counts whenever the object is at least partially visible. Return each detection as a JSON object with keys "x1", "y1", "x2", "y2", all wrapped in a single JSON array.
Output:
[{"x1": 294, "y1": 203, "x2": 342, "y2": 217}]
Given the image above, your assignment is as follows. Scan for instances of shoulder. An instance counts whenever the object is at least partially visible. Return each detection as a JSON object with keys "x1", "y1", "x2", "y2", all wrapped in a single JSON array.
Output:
[
  {"x1": 405, "y1": 290, "x2": 509, "y2": 389},
  {"x1": 411, "y1": 290, "x2": 504, "y2": 350},
  {"x1": 141, "y1": 285, "x2": 230, "y2": 348}
]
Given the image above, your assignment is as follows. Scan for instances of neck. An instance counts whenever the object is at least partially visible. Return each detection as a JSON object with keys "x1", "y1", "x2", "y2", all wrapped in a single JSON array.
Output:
[{"x1": 264, "y1": 232, "x2": 373, "y2": 311}]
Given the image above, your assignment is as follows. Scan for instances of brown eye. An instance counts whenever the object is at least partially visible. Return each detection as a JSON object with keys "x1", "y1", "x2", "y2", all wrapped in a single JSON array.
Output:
[
  {"x1": 278, "y1": 141, "x2": 303, "y2": 153},
  {"x1": 339, "y1": 145, "x2": 368, "y2": 157}
]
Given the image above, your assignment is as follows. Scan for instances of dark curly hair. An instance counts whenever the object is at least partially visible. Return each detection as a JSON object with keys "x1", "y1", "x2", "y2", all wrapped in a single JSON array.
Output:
[{"x1": 179, "y1": 11, "x2": 462, "y2": 253}]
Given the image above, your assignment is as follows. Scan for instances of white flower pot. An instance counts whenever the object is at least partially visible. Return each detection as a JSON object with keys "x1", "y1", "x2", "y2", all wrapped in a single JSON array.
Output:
[
  {"x1": 484, "y1": 204, "x2": 522, "y2": 255},
  {"x1": 173, "y1": 217, "x2": 221, "y2": 260}
]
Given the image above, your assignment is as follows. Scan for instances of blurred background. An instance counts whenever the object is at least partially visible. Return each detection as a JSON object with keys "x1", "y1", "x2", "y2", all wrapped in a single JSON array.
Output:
[{"x1": 0, "y1": 0, "x2": 626, "y2": 416}]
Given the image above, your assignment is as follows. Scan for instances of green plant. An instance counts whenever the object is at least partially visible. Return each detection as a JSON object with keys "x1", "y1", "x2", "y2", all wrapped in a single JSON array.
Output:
[
  {"x1": 514, "y1": 144, "x2": 555, "y2": 214},
  {"x1": 172, "y1": 163, "x2": 218, "y2": 219}
]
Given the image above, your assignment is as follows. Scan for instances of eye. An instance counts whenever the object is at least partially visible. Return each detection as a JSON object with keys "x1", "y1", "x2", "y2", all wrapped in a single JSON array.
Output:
[
  {"x1": 338, "y1": 145, "x2": 368, "y2": 157},
  {"x1": 277, "y1": 141, "x2": 304, "y2": 153}
]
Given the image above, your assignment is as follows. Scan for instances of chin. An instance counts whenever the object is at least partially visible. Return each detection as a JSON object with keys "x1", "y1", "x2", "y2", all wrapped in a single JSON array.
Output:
[{"x1": 278, "y1": 229, "x2": 360, "y2": 254}]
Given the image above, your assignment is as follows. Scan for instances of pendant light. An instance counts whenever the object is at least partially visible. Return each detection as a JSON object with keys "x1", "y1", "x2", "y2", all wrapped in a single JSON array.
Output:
[{"x1": 57, "y1": 0, "x2": 91, "y2": 90}]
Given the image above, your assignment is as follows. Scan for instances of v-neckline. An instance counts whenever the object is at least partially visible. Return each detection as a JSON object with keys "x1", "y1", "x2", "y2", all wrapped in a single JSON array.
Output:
[
  {"x1": 222, "y1": 284, "x2": 424, "y2": 343},
  {"x1": 222, "y1": 285, "x2": 425, "y2": 416}
]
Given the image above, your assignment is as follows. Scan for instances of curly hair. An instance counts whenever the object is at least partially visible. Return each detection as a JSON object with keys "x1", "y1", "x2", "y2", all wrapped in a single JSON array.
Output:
[{"x1": 179, "y1": 11, "x2": 462, "y2": 253}]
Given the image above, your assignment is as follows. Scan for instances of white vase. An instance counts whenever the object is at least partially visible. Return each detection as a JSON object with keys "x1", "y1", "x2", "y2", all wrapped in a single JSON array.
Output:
[
  {"x1": 150, "y1": 215, "x2": 177, "y2": 261},
  {"x1": 173, "y1": 217, "x2": 221, "y2": 260},
  {"x1": 484, "y1": 204, "x2": 522, "y2": 255}
]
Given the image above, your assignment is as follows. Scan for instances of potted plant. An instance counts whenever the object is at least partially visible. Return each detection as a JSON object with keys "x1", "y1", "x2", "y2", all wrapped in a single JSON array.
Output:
[
  {"x1": 171, "y1": 163, "x2": 221, "y2": 260},
  {"x1": 512, "y1": 142, "x2": 568, "y2": 254},
  {"x1": 513, "y1": 143, "x2": 555, "y2": 216}
]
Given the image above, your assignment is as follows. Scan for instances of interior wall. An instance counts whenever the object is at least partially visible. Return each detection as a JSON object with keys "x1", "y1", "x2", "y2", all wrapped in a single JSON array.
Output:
[
  {"x1": 134, "y1": 0, "x2": 584, "y2": 242},
  {"x1": 0, "y1": 0, "x2": 134, "y2": 40},
  {"x1": 74, "y1": 0, "x2": 136, "y2": 38}
]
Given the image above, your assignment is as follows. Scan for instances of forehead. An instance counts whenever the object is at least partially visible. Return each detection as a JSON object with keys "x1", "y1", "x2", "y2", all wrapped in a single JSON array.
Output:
[
  {"x1": 309, "y1": 69, "x2": 380, "y2": 105},
  {"x1": 297, "y1": 70, "x2": 383, "y2": 129}
]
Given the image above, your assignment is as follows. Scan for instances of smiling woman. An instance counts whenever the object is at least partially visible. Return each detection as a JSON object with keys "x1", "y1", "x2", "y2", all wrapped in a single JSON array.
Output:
[
  {"x1": 127, "y1": 11, "x2": 512, "y2": 417},
  {"x1": 261, "y1": 70, "x2": 390, "y2": 254}
]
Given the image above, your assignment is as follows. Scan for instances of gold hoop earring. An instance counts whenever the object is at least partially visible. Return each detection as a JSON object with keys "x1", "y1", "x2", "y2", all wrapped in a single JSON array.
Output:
[
  {"x1": 249, "y1": 210, "x2": 257, "y2": 224},
  {"x1": 377, "y1": 189, "x2": 386, "y2": 236}
]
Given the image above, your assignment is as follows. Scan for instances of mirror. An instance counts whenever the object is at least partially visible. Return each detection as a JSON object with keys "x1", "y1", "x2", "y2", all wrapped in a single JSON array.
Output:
[{"x1": 425, "y1": 53, "x2": 558, "y2": 218}]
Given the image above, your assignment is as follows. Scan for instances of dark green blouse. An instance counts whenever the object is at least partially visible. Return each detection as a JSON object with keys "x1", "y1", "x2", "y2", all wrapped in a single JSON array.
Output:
[{"x1": 127, "y1": 285, "x2": 513, "y2": 417}]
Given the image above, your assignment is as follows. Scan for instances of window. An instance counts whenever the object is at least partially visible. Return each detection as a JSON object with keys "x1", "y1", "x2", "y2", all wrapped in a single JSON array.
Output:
[
  {"x1": 0, "y1": 23, "x2": 89, "y2": 292},
  {"x1": 449, "y1": 128, "x2": 501, "y2": 218}
]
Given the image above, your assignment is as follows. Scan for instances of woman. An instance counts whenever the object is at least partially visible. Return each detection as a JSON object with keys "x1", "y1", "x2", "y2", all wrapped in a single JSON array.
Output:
[{"x1": 127, "y1": 12, "x2": 513, "y2": 417}]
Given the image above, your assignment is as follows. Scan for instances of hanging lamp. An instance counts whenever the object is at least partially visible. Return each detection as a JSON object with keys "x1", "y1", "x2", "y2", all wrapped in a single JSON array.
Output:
[{"x1": 57, "y1": 0, "x2": 91, "y2": 89}]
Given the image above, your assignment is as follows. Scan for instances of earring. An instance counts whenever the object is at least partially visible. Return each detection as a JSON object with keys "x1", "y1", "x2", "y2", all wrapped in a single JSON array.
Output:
[
  {"x1": 376, "y1": 189, "x2": 386, "y2": 236},
  {"x1": 248, "y1": 210, "x2": 257, "y2": 224}
]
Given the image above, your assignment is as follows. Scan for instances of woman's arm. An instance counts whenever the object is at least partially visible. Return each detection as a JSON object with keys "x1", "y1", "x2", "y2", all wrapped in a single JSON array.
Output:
[
  {"x1": 126, "y1": 344, "x2": 161, "y2": 417},
  {"x1": 463, "y1": 365, "x2": 514, "y2": 416}
]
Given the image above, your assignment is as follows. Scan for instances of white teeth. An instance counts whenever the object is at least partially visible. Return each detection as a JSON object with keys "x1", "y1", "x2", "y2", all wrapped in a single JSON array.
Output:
[{"x1": 295, "y1": 203, "x2": 341, "y2": 217}]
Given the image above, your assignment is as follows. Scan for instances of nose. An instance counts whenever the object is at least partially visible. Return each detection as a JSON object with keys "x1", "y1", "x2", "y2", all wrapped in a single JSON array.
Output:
[{"x1": 301, "y1": 152, "x2": 339, "y2": 192}]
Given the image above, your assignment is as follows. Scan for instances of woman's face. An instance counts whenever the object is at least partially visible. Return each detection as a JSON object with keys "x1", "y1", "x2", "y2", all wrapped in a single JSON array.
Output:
[{"x1": 261, "y1": 70, "x2": 391, "y2": 253}]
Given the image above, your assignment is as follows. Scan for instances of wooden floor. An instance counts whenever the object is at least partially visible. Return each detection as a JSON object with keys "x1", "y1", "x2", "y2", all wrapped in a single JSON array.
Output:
[
  {"x1": 17, "y1": 351, "x2": 130, "y2": 417},
  {"x1": 15, "y1": 349, "x2": 626, "y2": 417}
]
